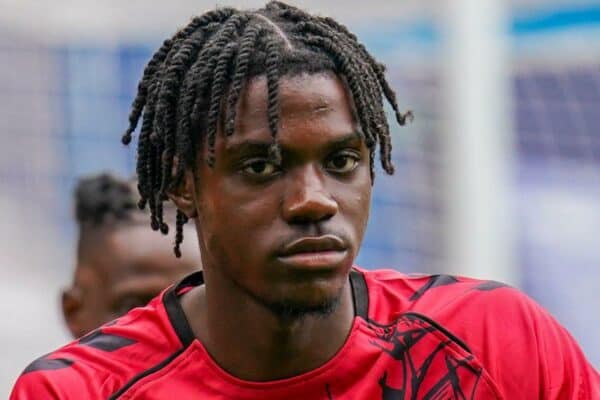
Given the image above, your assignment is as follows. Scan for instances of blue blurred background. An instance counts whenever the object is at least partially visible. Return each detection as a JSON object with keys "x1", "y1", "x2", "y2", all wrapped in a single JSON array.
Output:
[{"x1": 1, "y1": 0, "x2": 599, "y2": 395}]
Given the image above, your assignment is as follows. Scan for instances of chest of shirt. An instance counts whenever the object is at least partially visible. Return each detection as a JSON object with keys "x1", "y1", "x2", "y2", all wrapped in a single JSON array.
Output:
[{"x1": 115, "y1": 315, "x2": 502, "y2": 399}]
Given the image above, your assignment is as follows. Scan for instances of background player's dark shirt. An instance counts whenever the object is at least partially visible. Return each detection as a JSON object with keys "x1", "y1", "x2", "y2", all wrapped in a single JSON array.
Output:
[{"x1": 11, "y1": 268, "x2": 600, "y2": 399}]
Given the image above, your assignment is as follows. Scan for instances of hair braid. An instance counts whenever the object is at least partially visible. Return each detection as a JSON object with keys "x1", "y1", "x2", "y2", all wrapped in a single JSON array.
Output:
[
  {"x1": 122, "y1": 2, "x2": 411, "y2": 256},
  {"x1": 205, "y1": 42, "x2": 240, "y2": 166},
  {"x1": 155, "y1": 29, "x2": 208, "y2": 202},
  {"x1": 318, "y1": 16, "x2": 413, "y2": 126},
  {"x1": 298, "y1": 35, "x2": 377, "y2": 148},
  {"x1": 265, "y1": 40, "x2": 282, "y2": 163},
  {"x1": 224, "y1": 24, "x2": 263, "y2": 137},
  {"x1": 292, "y1": 18, "x2": 398, "y2": 174},
  {"x1": 121, "y1": 8, "x2": 237, "y2": 145},
  {"x1": 174, "y1": 209, "x2": 189, "y2": 258}
]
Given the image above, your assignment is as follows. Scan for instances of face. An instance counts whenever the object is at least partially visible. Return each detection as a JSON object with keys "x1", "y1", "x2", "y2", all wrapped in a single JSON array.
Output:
[
  {"x1": 187, "y1": 72, "x2": 371, "y2": 317},
  {"x1": 63, "y1": 224, "x2": 200, "y2": 338}
]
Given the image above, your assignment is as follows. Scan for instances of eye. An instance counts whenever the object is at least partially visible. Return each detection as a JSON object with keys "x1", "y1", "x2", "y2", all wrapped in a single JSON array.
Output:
[
  {"x1": 242, "y1": 160, "x2": 279, "y2": 177},
  {"x1": 326, "y1": 153, "x2": 360, "y2": 174}
]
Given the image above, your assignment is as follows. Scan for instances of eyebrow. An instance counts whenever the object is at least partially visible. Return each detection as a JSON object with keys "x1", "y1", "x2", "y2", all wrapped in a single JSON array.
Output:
[
  {"x1": 224, "y1": 131, "x2": 363, "y2": 156},
  {"x1": 225, "y1": 140, "x2": 271, "y2": 155},
  {"x1": 326, "y1": 132, "x2": 363, "y2": 148}
]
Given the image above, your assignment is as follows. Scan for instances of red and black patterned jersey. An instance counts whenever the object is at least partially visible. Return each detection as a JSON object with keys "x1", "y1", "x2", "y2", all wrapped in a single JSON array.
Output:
[{"x1": 11, "y1": 268, "x2": 600, "y2": 399}]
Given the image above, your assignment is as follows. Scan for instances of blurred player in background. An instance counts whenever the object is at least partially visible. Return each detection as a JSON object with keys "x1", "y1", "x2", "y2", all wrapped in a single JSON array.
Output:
[
  {"x1": 12, "y1": 2, "x2": 598, "y2": 399},
  {"x1": 62, "y1": 172, "x2": 200, "y2": 338}
]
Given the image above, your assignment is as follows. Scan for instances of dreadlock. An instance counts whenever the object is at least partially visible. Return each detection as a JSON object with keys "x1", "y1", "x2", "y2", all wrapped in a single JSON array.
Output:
[{"x1": 121, "y1": 1, "x2": 412, "y2": 257}]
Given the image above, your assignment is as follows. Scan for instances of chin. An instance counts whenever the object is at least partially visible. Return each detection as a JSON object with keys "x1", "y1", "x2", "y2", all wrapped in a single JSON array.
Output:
[
  {"x1": 262, "y1": 278, "x2": 346, "y2": 320},
  {"x1": 264, "y1": 294, "x2": 342, "y2": 320}
]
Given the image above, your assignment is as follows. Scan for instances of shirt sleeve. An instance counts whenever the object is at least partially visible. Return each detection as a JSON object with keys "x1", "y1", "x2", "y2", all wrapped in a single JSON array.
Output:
[
  {"x1": 9, "y1": 357, "x2": 104, "y2": 400},
  {"x1": 474, "y1": 286, "x2": 600, "y2": 399},
  {"x1": 527, "y1": 296, "x2": 600, "y2": 399},
  {"x1": 10, "y1": 372, "x2": 62, "y2": 400}
]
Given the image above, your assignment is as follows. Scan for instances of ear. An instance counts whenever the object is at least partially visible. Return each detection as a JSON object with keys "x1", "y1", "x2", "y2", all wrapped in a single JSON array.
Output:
[
  {"x1": 61, "y1": 287, "x2": 85, "y2": 338},
  {"x1": 168, "y1": 168, "x2": 198, "y2": 218}
]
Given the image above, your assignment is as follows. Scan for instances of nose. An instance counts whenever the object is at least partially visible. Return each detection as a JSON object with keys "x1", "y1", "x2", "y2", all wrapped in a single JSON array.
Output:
[{"x1": 282, "y1": 164, "x2": 338, "y2": 225}]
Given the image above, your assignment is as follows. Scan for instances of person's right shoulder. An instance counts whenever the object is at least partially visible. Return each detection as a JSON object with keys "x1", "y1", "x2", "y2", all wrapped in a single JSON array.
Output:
[{"x1": 10, "y1": 292, "x2": 183, "y2": 400}]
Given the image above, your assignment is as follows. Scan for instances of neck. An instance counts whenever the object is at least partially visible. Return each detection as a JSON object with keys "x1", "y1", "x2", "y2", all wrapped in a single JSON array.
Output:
[{"x1": 181, "y1": 268, "x2": 355, "y2": 381}]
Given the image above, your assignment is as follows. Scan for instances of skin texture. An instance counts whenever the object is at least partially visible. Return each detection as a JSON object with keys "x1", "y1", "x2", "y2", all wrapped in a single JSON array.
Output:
[
  {"x1": 62, "y1": 224, "x2": 200, "y2": 338},
  {"x1": 173, "y1": 72, "x2": 372, "y2": 381}
]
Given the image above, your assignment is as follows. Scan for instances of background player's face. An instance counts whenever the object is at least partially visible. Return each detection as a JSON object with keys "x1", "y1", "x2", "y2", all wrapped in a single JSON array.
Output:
[
  {"x1": 189, "y1": 72, "x2": 371, "y2": 316},
  {"x1": 62, "y1": 225, "x2": 199, "y2": 338}
]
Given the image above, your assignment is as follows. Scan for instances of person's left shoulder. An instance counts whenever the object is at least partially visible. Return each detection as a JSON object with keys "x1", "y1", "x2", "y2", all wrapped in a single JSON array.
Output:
[
  {"x1": 355, "y1": 266, "x2": 514, "y2": 324},
  {"x1": 409, "y1": 274, "x2": 600, "y2": 399},
  {"x1": 355, "y1": 267, "x2": 599, "y2": 397}
]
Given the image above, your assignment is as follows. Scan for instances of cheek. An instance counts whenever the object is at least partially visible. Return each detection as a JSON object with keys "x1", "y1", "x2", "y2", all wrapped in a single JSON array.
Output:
[
  {"x1": 351, "y1": 193, "x2": 371, "y2": 247},
  {"x1": 196, "y1": 178, "x2": 281, "y2": 263},
  {"x1": 337, "y1": 171, "x2": 372, "y2": 234}
]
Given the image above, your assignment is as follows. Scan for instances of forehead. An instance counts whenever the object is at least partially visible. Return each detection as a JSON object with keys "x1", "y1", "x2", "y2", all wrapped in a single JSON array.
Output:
[
  {"x1": 226, "y1": 71, "x2": 360, "y2": 149},
  {"x1": 79, "y1": 225, "x2": 198, "y2": 280}
]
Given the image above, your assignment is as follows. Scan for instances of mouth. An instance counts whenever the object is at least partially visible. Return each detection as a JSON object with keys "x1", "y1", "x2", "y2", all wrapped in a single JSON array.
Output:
[{"x1": 277, "y1": 235, "x2": 348, "y2": 270}]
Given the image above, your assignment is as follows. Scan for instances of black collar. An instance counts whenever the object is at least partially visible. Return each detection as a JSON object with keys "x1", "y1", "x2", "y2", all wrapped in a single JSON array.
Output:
[{"x1": 162, "y1": 269, "x2": 369, "y2": 348}]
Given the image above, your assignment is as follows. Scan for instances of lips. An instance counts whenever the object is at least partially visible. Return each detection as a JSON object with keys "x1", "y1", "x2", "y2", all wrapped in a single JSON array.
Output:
[{"x1": 277, "y1": 235, "x2": 348, "y2": 269}]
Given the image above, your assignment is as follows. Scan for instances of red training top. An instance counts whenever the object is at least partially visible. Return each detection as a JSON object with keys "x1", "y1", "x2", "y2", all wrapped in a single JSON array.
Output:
[{"x1": 11, "y1": 268, "x2": 600, "y2": 399}]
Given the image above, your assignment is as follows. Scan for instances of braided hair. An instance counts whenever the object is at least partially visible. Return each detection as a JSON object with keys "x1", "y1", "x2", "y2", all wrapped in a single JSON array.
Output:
[
  {"x1": 75, "y1": 172, "x2": 141, "y2": 228},
  {"x1": 121, "y1": 1, "x2": 412, "y2": 257}
]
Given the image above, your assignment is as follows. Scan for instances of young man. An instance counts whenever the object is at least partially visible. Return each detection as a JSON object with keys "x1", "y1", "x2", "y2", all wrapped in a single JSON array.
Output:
[
  {"x1": 12, "y1": 2, "x2": 599, "y2": 399},
  {"x1": 62, "y1": 173, "x2": 200, "y2": 338}
]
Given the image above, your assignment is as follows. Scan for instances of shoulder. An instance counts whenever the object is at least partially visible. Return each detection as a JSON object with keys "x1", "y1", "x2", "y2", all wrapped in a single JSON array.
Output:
[
  {"x1": 356, "y1": 267, "x2": 505, "y2": 324},
  {"x1": 357, "y1": 267, "x2": 599, "y2": 398},
  {"x1": 358, "y1": 266, "x2": 576, "y2": 355},
  {"x1": 442, "y1": 281, "x2": 600, "y2": 398},
  {"x1": 11, "y1": 291, "x2": 184, "y2": 399}
]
